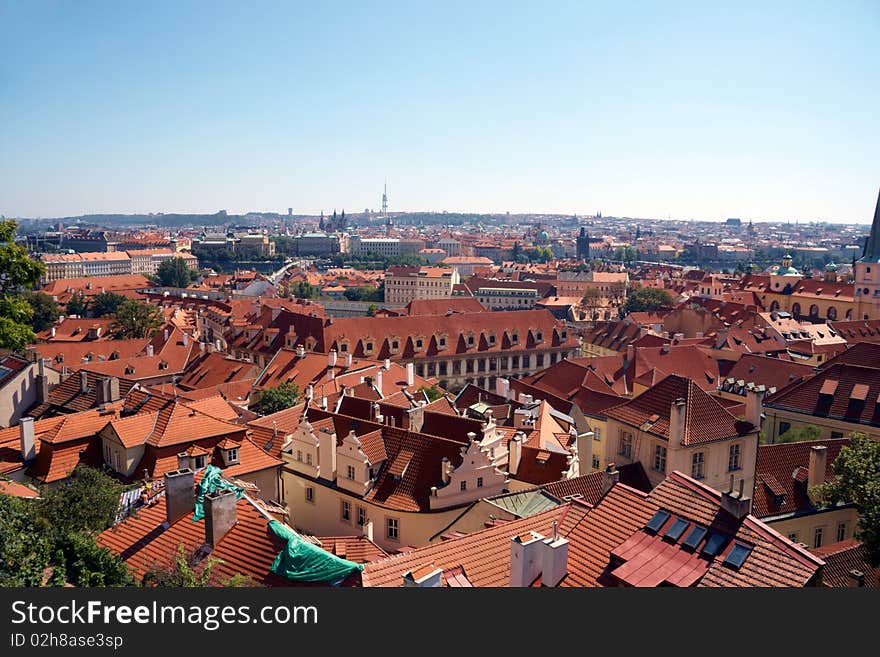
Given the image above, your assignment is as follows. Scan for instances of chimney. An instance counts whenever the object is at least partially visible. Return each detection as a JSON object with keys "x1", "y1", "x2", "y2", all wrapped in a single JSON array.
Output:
[
  {"x1": 376, "y1": 369, "x2": 383, "y2": 393},
  {"x1": 305, "y1": 384, "x2": 314, "y2": 400},
  {"x1": 626, "y1": 343, "x2": 635, "y2": 365},
  {"x1": 508, "y1": 432, "x2": 524, "y2": 476},
  {"x1": 146, "y1": 344, "x2": 154, "y2": 357},
  {"x1": 406, "y1": 362, "x2": 415, "y2": 387},
  {"x1": 364, "y1": 519, "x2": 374, "y2": 542},
  {"x1": 602, "y1": 462, "x2": 620, "y2": 495},
  {"x1": 441, "y1": 457, "x2": 451, "y2": 485},
  {"x1": 215, "y1": 339, "x2": 222, "y2": 352},
  {"x1": 182, "y1": 332, "x2": 189, "y2": 347},
  {"x1": 808, "y1": 445, "x2": 828, "y2": 502},
  {"x1": 204, "y1": 488, "x2": 238, "y2": 546},
  {"x1": 50, "y1": 326, "x2": 56, "y2": 338},
  {"x1": 847, "y1": 569, "x2": 866, "y2": 588},
  {"x1": 79, "y1": 370, "x2": 89, "y2": 394},
  {"x1": 296, "y1": 345, "x2": 305, "y2": 357},
  {"x1": 402, "y1": 566, "x2": 443, "y2": 588},
  {"x1": 407, "y1": 401, "x2": 426, "y2": 433},
  {"x1": 575, "y1": 429, "x2": 594, "y2": 476},
  {"x1": 36, "y1": 360, "x2": 49, "y2": 404},
  {"x1": 745, "y1": 385, "x2": 765, "y2": 429},
  {"x1": 176, "y1": 452, "x2": 190, "y2": 470},
  {"x1": 345, "y1": 352, "x2": 353, "y2": 367},
  {"x1": 541, "y1": 532, "x2": 570, "y2": 587},
  {"x1": 495, "y1": 377, "x2": 510, "y2": 399},
  {"x1": 19, "y1": 417, "x2": 36, "y2": 461},
  {"x1": 317, "y1": 428, "x2": 337, "y2": 482},
  {"x1": 720, "y1": 476, "x2": 751, "y2": 519},
  {"x1": 509, "y1": 531, "x2": 545, "y2": 587},
  {"x1": 164, "y1": 468, "x2": 195, "y2": 525},
  {"x1": 163, "y1": 328, "x2": 169, "y2": 342},
  {"x1": 669, "y1": 398, "x2": 687, "y2": 448},
  {"x1": 328, "y1": 350, "x2": 337, "y2": 368}
]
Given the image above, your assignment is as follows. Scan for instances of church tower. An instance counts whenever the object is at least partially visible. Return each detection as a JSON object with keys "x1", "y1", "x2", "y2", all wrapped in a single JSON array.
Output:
[{"x1": 855, "y1": 187, "x2": 880, "y2": 321}]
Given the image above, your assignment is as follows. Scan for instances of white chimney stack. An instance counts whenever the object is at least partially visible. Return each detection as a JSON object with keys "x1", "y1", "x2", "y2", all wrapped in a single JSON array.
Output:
[
  {"x1": 328, "y1": 350, "x2": 337, "y2": 368},
  {"x1": 745, "y1": 385, "x2": 766, "y2": 430},
  {"x1": 669, "y1": 398, "x2": 687, "y2": 448},
  {"x1": 182, "y1": 332, "x2": 189, "y2": 347},
  {"x1": 19, "y1": 417, "x2": 36, "y2": 461},
  {"x1": 406, "y1": 362, "x2": 415, "y2": 387},
  {"x1": 541, "y1": 533, "x2": 570, "y2": 587},
  {"x1": 345, "y1": 352, "x2": 353, "y2": 367},
  {"x1": 495, "y1": 377, "x2": 510, "y2": 399},
  {"x1": 376, "y1": 369, "x2": 383, "y2": 394},
  {"x1": 384, "y1": 358, "x2": 390, "y2": 370},
  {"x1": 146, "y1": 344, "x2": 154, "y2": 357},
  {"x1": 364, "y1": 519, "x2": 374, "y2": 542},
  {"x1": 510, "y1": 531, "x2": 544, "y2": 587},
  {"x1": 164, "y1": 328, "x2": 169, "y2": 342},
  {"x1": 79, "y1": 370, "x2": 89, "y2": 393},
  {"x1": 508, "y1": 432, "x2": 523, "y2": 476}
]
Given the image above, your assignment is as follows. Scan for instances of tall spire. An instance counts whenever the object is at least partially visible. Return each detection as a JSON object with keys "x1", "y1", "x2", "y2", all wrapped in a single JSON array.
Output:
[{"x1": 860, "y1": 187, "x2": 880, "y2": 263}]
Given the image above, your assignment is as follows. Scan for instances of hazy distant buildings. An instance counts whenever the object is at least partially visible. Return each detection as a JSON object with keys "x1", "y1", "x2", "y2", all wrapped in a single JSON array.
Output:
[{"x1": 384, "y1": 266, "x2": 460, "y2": 304}]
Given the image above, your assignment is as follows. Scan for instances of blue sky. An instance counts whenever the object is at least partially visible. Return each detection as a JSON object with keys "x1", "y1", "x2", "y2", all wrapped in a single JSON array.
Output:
[{"x1": 1, "y1": 1, "x2": 878, "y2": 222}]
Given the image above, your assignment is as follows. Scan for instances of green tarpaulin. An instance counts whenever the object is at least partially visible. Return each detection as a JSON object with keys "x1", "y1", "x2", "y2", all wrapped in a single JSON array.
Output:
[
  {"x1": 269, "y1": 519, "x2": 364, "y2": 584},
  {"x1": 192, "y1": 465, "x2": 245, "y2": 521}
]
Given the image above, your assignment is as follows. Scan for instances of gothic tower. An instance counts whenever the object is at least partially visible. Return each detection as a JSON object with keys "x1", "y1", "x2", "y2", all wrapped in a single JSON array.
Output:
[{"x1": 855, "y1": 187, "x2": 880, "y2": 320}]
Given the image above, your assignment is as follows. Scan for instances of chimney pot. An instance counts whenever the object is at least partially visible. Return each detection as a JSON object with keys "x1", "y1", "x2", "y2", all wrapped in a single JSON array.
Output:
[
  {"x1": 19, "y1": 417, "x2": 36, "y2": 461},
  {"x1": 164, "y1": 468, "x2": 195, "y2": 525}
]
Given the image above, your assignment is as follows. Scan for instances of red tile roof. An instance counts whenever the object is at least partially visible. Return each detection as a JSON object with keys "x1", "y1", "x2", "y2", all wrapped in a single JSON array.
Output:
[
  {"x1": 604, "y1": 374, "x2": 755, "y2": 446},
  {"x1": 811, "y1": 540, "x2": 878, "y2": 588},
  {"x1": 753, "y1": 438, "x2": 849, "y2": 518}
]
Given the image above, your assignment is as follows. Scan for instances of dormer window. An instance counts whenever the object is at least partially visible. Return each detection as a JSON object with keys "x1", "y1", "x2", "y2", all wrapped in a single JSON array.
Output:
[
  {"x1": 392, "y1": 340, "x2": 399, "y2": 351},
  {"x1": 125, "y1": 365, "x2": 135, "y2": 375},
  {"x1": 225, "y1": 447, "x2": 239, "y2": 465},
  {"x1": 489, "y1": 334, "x2": 496, "y2": 345},
  {"x1": 415, "y1": 338, "x2": 423, "y2": 350},
  {"x1": 536, "y1": 331, "x2": 543, "y2": 342},
  {"x1": 467, "y1": 335, "x2": 475, "y2": 347},
  {"x1": 511, "y1": 333, "x2": 519, "y2": 344},
  {"x1": 438, "y1": 336, "x2": 446, "y2": 347},
  {"x1": 193, "y1": 455, "x2": 206, "y2": 470},
  {"x1": 339, "y1": 342, "x2": 348, "y2": 353},
  {"x1": 365, "y1": 342, "x2": 374, "y2": 353}
]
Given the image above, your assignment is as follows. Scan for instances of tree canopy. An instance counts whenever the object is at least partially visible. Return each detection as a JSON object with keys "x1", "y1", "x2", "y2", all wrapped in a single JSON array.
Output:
[
  {"x1": 156, "y1": 257, "x2": 197, "y2": 288},
  {"x1": 65, "y1": 290, "x2": 90, "y2": 317},
  {"x1": 90, "y1": 291, "x2": 128, "y2": 318},
  {"x1": 252, "y1": 382, "x2": 301, "y2": 415},
  {"x1": 818, "y1": 433, "x2": 880, "y2": 566},
  {"x1": 0, "y1": 220, "x2": 46, "y2": 351},
  {"x1": 621, "y1": 287, "x2": 675, "y2": 316},
  {"x1": 111, "y1": 299, "x2": 164, "y2": 339},
  {"x1": 23, "y1": 292, "x2": 60, "y2": 332}
]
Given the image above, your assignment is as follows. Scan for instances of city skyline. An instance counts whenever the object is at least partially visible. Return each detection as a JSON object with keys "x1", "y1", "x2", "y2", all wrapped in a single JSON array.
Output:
[{"x1": 2, "y1": 1, "x2": 879, "y2": 222}]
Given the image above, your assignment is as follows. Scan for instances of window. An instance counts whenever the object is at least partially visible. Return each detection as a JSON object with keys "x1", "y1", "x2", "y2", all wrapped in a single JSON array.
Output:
[
  {"x1": 477, "y1": 476, "x2": 483, "y2": 488},
  {"x1": 837, "y1": 522, "x2": 847, "y2": 542},
  {"x1": 341, "y1": 500, "x2": 351, "y2": 522},
  {"x1": 340, "y1": 343, "x2": 348, "y2": 353},
  {"x1": 653, "y1": 445, "x2": 667, "y2": 473},
  {"x1": 467, "y1": 335, "x2": 474, "y2": 346},
  {"x1": 194, "y1": 455, "x2": 206, "y2": 470},
  {"x1": 416, "y1": 339, "x2": 423, "y2": 349},
  {"x1": 489, "y1": 334, "x2": 496, "y2": 345},
  {"x1": 104, "y1": 443, "x2": 111, "y2": 463},
  {"x1": 831, "y1": 431, "x2": 843, "y2": 439},
  {"x1": 386, "y1": 517, "x2": 399, "y2": 541},
  {"x1": 728, "y1": 444, "x2": 742, "y2": 472},
  {"x1": 511, "y1": 333, "x2": 519, "y2": 343},
  {"x1": 592, "y1": 455, "x2": 600, "y2": 469},
  {"x1": 691, "y1": 452, "x2": 705, "y2": 480},
  {"x1": 813, "y1": 526, "x2": 823, "y2": 548},
  {"x1": 459, "y1": 480, "x2": 468, "y2": 492},
  {"x1": 365, "y1": 342, "x2": 374, "y2": 352},
  {"x1": 347, "y1": 465, "x2": 356, "y2": 480},
  {"x1": 536, "y1": 331, "x2": 543, "y2": 342},
  {"x1": 392, "y1": 340, "x2": 399, "y2": 350},
  {"x1": 778, "y1": 422, "x2": 791, "y2": 436},
  {"x1": 618, "y1": 432, "x2": 633, "y2": 459},
  {"x1": 357, "y1": 506, "x2": 367, "y2": 526},
  {"x1": 114, "y1": 451, "x2": 122, "y2": 472},
  {"x1": 226, "y1": 448, "x2": 239, "y2": 464},
  {"x1": 788, "y1": 532, "x2": 799, "y2": 543},
  {"x1": 306, "y1": 453, "x2": 313, "y2": 466},
  {"x1": 439, "y1": 337, "x2": 446, "y2": 347},
  {"x1": 305, "y1": 486, "x2": 315, "y2": 503},
  {"x1": 594, "y1": 427, "x2": 602, "y2": 442}
]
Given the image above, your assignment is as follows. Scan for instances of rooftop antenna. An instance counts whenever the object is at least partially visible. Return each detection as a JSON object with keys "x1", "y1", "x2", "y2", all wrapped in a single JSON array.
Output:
[{"x1": 382, "y1": 180, "x2": 388, "y2": 217}]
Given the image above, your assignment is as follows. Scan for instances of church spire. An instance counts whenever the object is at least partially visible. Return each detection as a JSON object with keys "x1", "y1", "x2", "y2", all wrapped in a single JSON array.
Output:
[{"x1": 860, "y1": 186, "x2": 880, "y2": 263}]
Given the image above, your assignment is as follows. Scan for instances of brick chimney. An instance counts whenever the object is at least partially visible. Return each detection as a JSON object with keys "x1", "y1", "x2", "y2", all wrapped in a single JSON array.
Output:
[
  {"x1": 720, "y1": 475, "x2": 751, "y2": 519},
  {"x1": 808, "y1": 445, "x2": 828, "y2": 503},
  {"x1": 669, "y1": 398, "x2": 687, "y2": 448},
  {"x1": 745, "y1": 385, "x2": 766, "y2": 430},
  {"x1": 164, "y1": 469, "x2": 195, "y2": 525},
  {"x1": 19, "y1": 417, "x2": 36, "y2": 462},
  {"x1": 602, "y1": 462, "x2": 620, "y2": 495},
  {"x1": 204, "y1": 488, "x2": 238, "y2": 546},
  {"x1": 509, "y1": 531, "x2": 545, "y2": 587}
]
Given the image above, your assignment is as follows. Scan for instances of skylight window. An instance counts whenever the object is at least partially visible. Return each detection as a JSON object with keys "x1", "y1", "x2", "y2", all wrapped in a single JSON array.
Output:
[
  {"x1": 682, "y1": 525, "x2": 708, "y2": 550},
  {"x1": 723, "y1": 542, "x2": 753, "y2": 569},
  {"x1": 664, "y1": 518, "x2": 690, "y2": 542},
  {"x1": 701, "y1": 532, "x2": 727, "y2": 557},
  {"x1": 645, "y1": 510, "x2": 670, "y2": 533}
]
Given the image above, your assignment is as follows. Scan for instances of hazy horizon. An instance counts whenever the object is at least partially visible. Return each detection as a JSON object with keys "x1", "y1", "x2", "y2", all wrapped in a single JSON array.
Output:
[{"x1": 2, "y1": 1, "x2": 878, "y2": 223}]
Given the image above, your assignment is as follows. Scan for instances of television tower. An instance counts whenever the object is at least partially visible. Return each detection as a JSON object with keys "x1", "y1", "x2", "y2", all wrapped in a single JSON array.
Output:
[{"x1": 381, "y1": 181, "x2": 388, "y2": 216}]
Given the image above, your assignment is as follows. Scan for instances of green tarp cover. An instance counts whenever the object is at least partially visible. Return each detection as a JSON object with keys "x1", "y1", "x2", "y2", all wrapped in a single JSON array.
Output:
[
  {"x1": 268, "y1": 519, "x2": 364, "y2": 583},
  {"x1": 192, "y1": 465, "x2": 245, "y2": 521}
]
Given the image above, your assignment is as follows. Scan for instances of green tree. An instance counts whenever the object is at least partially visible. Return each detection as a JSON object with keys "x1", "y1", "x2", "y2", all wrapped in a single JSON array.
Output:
[
  {"x1": 111, "y1": 299, "x2": 163, "y2": 339},
  {"x1": 344, "y1": 286, "x2": 382, "y2": 302},
  {"x1": 290, "y1": 280, "x2": 318, "y2": 299},
  {"x1": 141, "y1": 543, "x2": 221, "y2": 587},
  {"x1": 156, "y1": 257, "x2": 196, "y2": 288},
  {"x1": 774, "y1": 424, "x2": 822, "y2": 444},
  {"x1": 0, "y1": 220, "x2": 45, "y2": 352},
  {"x1": 65, "y1": 290, "x2": 90, "y2": 317},
  {"x1": 817, "y1": 433, "x2": 880, "y2": 565},
  {"x1": 252, "y1": 382, "x2": 301, "y2": 415},
  {"x1": 580, "y1": 287, "x2": 604, "y2": 322},
  {"x1": 614, "y1": 245, "x2": 638, "y2": 262},
  {"x1": 621, "y1": 288, "x2": 675, "y2": 316},
  {"x1": 40, "y1": 464, "x2": 122, "y2": 535},
  {"x1": 419, "y1": 385, "x2": 445, "y2": 402},
  {"x1": 90, "y1": 291, "x2": 128, "y2": 318},
  {"x1": 0, "y1": 494, "x2": 52, "y2": 586},
  {"x1": 23, "y1": 291, "x2": 60, "y2": 333},
  {"x1": 366, "y1": 303, "x2": 378, "y2": 317}
]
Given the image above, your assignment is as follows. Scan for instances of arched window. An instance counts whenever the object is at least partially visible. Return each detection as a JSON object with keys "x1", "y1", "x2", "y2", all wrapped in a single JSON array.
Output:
[
  {"x1": 770, "y1": 300, "x2": 780, "y2": 312},
  {"x1": 845, "y1": 309, "x2": 853, "y2": 320},
  {"x1": 809, "y1": 304, "x2": 819, "y2": 317},
  {"x1": 791, "y1": 303, "x2": 801, "y2": 317},
  {"x1": 827, "y1": 306, "x2": 837, "y2": 320}
]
